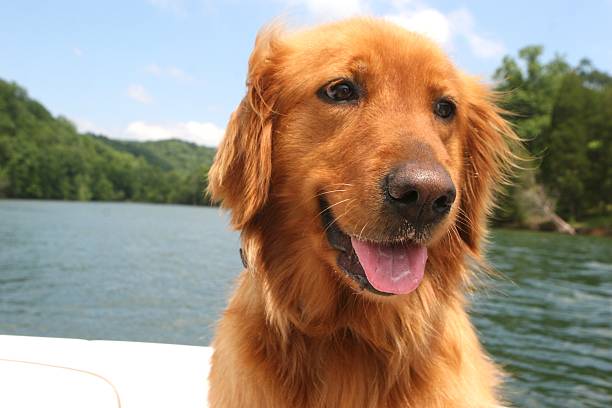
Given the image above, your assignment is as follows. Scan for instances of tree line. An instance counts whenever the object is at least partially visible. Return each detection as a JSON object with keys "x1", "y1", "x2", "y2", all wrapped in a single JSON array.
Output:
[
  {"x1": 0, "y1": 80, "x2": 214, "y2": 206},
  {"x1": 493, "y1": 46, "x2": 611, "y2": 228},
  {"x1": 0, "y1": 46, "x2": 610, "y2": 228}
]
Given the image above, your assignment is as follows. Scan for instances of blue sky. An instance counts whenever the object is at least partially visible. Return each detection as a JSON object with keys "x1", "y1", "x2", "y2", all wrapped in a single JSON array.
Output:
[{"x1": 1, "y1": 0, "x2": 610, "y2": 146}]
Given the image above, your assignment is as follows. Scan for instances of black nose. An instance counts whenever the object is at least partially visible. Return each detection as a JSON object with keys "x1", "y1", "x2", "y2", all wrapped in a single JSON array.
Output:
[{"x1": 384, "y1": 161, "x2": 456, "y2": 225}]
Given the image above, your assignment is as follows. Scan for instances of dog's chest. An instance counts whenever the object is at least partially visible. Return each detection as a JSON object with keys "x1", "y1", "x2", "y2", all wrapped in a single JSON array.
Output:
[{"x1": 265, "y1": 336, "x2": 406, "y2": 408}]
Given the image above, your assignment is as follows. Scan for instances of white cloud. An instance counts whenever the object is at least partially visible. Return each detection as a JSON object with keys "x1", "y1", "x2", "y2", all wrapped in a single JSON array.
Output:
[
  {"x1": 448, "y1": 9, "x2": 505, "y2": 58},
  {"x1": 72, "y1": 118, "x2": 110, "y2": 135},
  {"x1": 465, "y1": 33, "x2": 505, "y2": 59},
  {"x1": 385, "y1": 8, "x2": 451, "y2": 46},
  {"x1": 146, "y1": 63, "x2": 194, "y2": 81},
  {"x1": 124, "y1": 121, "x2": 225, "y2": 147},
  {"x1": 146, "y1": 64, "x2": 163, "y2": 76},
  {"x1": 289, "y1": 0, "x2": 504, "y2": 59},
  {"x1": 71, "y1": 118, "x2": 225, "y2": 146},
  {"x1": 289, "y1": 0, "x2": 368, "y2": 19},
  {"x1": 72, "y1": 47, "x2": 83, "y2": 57},
  {"x1": 126, "y1": 84, "x2": 153, "y2": 104},
  {"x1": 385, "y1": 4, "x2": 505, "y2": 59}
]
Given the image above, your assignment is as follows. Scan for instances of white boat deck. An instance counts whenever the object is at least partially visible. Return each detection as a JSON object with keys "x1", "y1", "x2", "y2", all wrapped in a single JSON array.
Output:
[{"x1": 0, "y1": 335, "x2": 212, "y2": 407}]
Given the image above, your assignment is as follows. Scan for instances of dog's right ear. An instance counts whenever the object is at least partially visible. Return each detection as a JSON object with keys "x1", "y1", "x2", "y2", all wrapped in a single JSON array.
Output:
[{"x1": 207, "y1": 28, "x2": 281, "y2": 230}]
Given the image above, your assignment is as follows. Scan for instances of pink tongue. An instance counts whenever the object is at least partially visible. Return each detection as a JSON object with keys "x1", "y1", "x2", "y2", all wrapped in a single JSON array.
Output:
[{"x1": 350, "y1": 237, "x2": 427, "y2": 295}]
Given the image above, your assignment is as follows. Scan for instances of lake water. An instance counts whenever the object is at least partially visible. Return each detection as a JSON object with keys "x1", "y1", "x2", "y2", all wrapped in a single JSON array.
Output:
[{"x1": 0, "y1": 200, "x2": 610, "y2": 407}]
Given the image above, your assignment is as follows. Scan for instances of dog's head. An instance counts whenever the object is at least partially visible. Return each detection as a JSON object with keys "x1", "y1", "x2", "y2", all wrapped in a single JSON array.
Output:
[{"x1": 209, "y1": 19, "x2": 518, "y2": 298}]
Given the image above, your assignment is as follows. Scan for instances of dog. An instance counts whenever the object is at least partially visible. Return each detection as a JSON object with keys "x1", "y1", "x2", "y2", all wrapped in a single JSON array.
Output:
[{"x1": 207, "y1": 18, "x2": 519, "y2": 408}]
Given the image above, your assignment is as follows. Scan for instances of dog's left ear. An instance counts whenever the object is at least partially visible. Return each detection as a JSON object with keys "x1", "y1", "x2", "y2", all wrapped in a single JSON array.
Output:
[
  {"x1": 208, "y1": 27, "x2": 282, "y2": 229},
  {"x1": 458, "y1": 78, "x2": 521, "y2": 252}
]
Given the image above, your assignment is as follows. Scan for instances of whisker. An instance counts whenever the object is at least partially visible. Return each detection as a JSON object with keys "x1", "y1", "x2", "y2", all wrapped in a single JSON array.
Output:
[
  {"x1": 357, "y1": 221, "x2": 370, "y2": 241},
  {"x1": 326, "y1": 183, "x2": 354, "y2": 187},
  {"x1": 311, "y1": 189, "x2": 347, "y2": 199},
  {"x1": 310, "y1": 198, "x2": 352, "y2": 227},
  {"x1": 456, "y1": 206, "x2": 473, "y2": 222},
  {"x1": 455, "y1": 207, "x2": 474, "y2": 229},
  {"x1": 316, "y1": 198, "x2": 351, "y2": 218},
  {"x1": 317, "y1": 189, "x2": 347, "y2": 195},
  {"x1": 323, "y1": 200, "x2": 355, "y2": 234},
  {"x1": 447, "y1": 224, "x2": 462, "y2": 247},
  {"x1": 302, "y1": 184, "x2": 353, "y2": 208}
]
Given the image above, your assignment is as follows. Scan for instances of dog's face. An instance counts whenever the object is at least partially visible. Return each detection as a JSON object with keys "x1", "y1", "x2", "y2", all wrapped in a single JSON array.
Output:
[{"x1": 209, "y1": 19, "x2": 516, "y2": 298}]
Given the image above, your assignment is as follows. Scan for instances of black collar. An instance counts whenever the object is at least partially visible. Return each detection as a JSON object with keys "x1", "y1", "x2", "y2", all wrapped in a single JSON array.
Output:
[{"x1": 239, "y1": 248, "x2": 248, "y2": 268}]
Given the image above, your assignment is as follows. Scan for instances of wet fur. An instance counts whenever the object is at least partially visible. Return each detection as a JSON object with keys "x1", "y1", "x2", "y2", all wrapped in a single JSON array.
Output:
[{"x1": 207, "y1": 18, "x2": 519, "y2": 408}]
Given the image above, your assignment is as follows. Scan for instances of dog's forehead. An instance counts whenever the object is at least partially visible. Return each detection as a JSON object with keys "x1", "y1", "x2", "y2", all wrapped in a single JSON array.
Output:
[{"x1": 285, "y1": 19, "x2": 459, "y2": 91}]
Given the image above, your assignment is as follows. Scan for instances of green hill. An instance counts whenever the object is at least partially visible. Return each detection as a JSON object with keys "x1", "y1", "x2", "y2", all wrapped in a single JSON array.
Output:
[
  {"x1": 0, "y1": 79, "x2": 216, "y2": 205},
  {"x1": 97, "y1": 137, "x2": 215, "y2": 175}
]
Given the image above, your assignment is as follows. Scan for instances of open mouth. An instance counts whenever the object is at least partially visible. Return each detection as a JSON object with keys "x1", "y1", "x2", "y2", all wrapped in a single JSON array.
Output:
[{"x1": 319, "y1": 198, "x2": 428, "y2": 296}]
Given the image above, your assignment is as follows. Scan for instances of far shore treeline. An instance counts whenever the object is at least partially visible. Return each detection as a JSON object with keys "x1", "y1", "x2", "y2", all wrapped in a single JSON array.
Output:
[
  {"x1": 0, "y1": 87, "x2": 216, "y2": 206},
  {"x1": 0, "y1": 46, "x2": 610, "y2": 231}
]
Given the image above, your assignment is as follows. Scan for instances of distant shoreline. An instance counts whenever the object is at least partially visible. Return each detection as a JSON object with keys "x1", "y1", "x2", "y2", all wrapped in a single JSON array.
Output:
[
  {"x1": 0, "y1": 197, "x2": 217, "y2": 209},
  {"x1": 2, "y1": 198, "x2": 609, "y2": 237},
  {"x1": 496, "y1": 222, "x2": 611, "y2": 237}
]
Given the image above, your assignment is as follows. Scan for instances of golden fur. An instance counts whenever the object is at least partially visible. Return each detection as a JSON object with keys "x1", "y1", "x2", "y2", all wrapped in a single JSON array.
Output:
[{"x1": 207, "y1": 18, "x2": 519, "y2": 408}]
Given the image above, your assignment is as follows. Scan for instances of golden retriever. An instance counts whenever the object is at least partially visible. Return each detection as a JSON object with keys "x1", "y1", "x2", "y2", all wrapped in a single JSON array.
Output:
[{"x1": 207, "y1": 18, "x2": 519, "y2": 408}]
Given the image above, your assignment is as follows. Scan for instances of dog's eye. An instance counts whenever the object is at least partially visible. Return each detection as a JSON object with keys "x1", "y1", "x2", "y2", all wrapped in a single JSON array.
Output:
[
  {"x1": 318, "y1": 80, "x2": 359, "y2": 104},
  {"x1": 434, "y1": 99, "x2": 456, "y2": 119}
]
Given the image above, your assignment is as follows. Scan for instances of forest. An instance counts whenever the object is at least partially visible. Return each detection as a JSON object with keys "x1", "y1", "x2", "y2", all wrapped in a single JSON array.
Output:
[
  {"x1": 493, "y1": 47, "x2": 611, "y2": 231},
  {"x1": 0, "y1": 46, "x2": 610, "y2": 231},
  {"x1": 0, "y1": 81, "x2": 215, "y2": 206}
]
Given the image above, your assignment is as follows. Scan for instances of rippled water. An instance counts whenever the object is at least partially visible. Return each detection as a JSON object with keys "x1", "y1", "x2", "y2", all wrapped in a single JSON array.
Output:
[
  {"x1": 1, "y1": 200, "x2": 610, "y2": 407},
  {"x1": 474, "y1": 230, "x2": 612, "y2": 407},
  {"x1": 0, "y1": 200, "x2": 242, "y2": 345}
]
